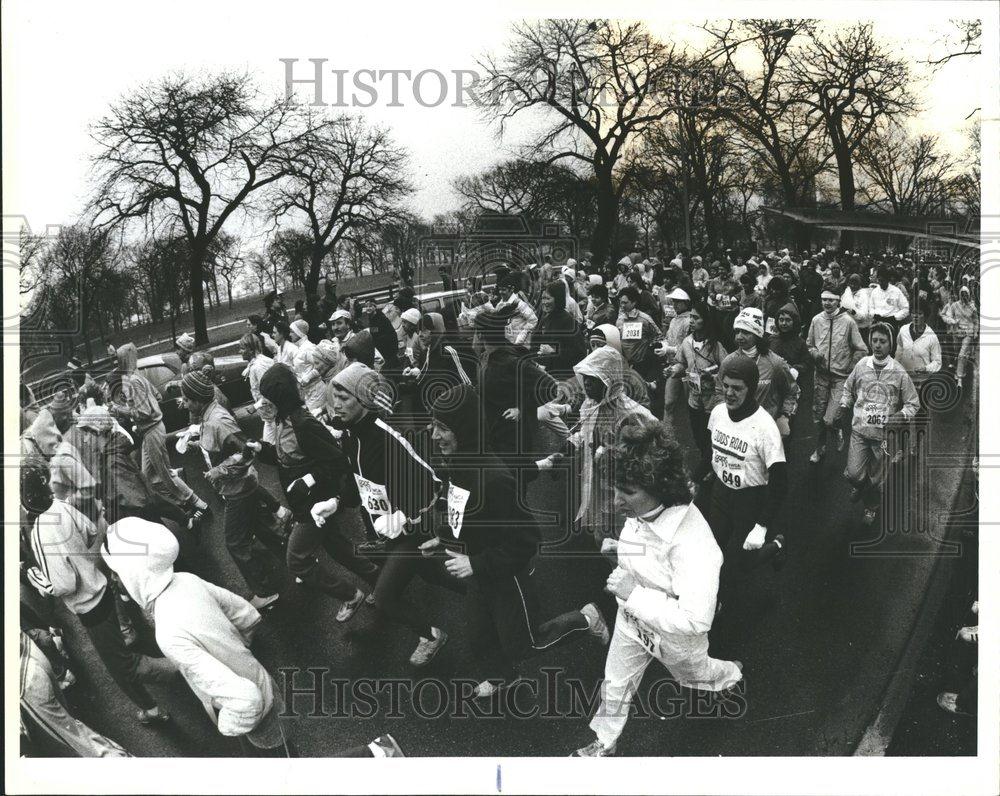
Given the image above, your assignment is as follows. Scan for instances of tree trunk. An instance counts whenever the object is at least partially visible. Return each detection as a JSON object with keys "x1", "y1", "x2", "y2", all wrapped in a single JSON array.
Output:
[
  {"x1": 305, "y1": 247, "x2": 324, "y2": 297},
  {"x1": 591, "y1": 170, "x2": 619, "y2": 268},
  {"x1": 226, "y1": 280, "x2": 233, "y2": 308},
  {"x1": 189, "y1": 244, "x2": 209, "y2": 345},
  {"x1": 832, "y1": 135, "x2": 857, "y2": 251}
]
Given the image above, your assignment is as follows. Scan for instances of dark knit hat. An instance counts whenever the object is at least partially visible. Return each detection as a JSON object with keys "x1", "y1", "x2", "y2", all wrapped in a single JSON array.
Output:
[
  {"x1": 720, "y1": 352, "x2": 760, "y2": 396},
  {"x1": 181, "y1": 370, "x2": 216, "y2": 403}
]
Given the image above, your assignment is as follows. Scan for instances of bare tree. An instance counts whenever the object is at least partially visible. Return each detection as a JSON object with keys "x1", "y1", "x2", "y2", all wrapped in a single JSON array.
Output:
[
  {"x1": 40, "y1": 226, "x2": 119, "y2": 363},
  {"x1": 453, "y1": 159, "x2": 552, "y2": 217},
  {"x1": 479, "y1": 19, "x2": 685, "y2": 266},
  {"x1": 701, "y1": 21, "x2": 829, "y2": 243},
  {"x1": 925, "y1": 19, "x2": 982, "y2": 67},
  {"x1": 211, "y1": 232, "x2": 245, "y2": 308},
  {"x1": 267, "y1": 228, "x2": 313, "y2": 288},
  {"x1": 856, "y1": 124, "x2": 957, "y2": 216},
  {"x1": 272, "y1": 112, "x2": 412, "y2": 297},
  {"x1": 782, "y1": 24, "x2": 918, "y2": 245},
  {"x1": 90, "y1": 72, "x2": 305, "y2": 345}
]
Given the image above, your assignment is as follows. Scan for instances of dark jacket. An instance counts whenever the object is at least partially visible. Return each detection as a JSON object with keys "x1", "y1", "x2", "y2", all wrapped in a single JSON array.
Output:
[
  {"x1": 532, "y1": 281, "x2": 587, "y2": 378},
  {"x1": 431, "y1": 386, "x2": 539, "y2": 581},
  {"x1": 337, "y1": 412, "x2": 441, "y2": 526},
  {"x1": 769, "y1": 302, "x2": 812, "y2": 375},
  {"x1": 479, "y1": 347, "x2": 559, "y2": 458},
  {"x1": 257, "y1": 364, "x2": 350, "y2": 519}
]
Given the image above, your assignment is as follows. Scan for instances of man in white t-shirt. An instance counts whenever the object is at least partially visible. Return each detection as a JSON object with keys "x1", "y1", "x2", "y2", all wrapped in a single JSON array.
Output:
[{"x1": 705, "y1": 354, "x2": 787, "y2": 577}]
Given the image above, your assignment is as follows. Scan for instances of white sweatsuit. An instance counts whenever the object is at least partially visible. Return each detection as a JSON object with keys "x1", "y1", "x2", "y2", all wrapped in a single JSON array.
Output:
[{"x1": 590, "y1": 503, "x2": 742, "y2": 747}]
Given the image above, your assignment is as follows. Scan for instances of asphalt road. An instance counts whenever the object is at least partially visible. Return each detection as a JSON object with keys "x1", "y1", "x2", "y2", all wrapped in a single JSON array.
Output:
[{"x1": 44, "y1": 370, "x2": 977, "y2": 758}]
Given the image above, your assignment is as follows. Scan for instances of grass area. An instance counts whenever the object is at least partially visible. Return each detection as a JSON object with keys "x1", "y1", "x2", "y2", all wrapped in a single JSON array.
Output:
[{"x1": 23, "y1": 266, "x2": 447, "y2": 381}]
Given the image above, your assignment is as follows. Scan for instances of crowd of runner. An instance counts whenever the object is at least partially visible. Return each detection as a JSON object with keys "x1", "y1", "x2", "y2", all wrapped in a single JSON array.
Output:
[{"x1": 19, "y1": 244, "x2": 979, "y2": 757}]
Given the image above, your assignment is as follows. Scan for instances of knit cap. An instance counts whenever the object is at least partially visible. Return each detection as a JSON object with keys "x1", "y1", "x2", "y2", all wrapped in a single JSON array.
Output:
[
  {"x1": 181, "y1": 370, "x2": 216, "y2": 403},
  {"x1": 720, "y1": 352, "x2": 760, "y2": 396}
]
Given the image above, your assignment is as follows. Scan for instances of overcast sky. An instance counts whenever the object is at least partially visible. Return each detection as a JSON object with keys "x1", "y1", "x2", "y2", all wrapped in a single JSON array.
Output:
[{"x1": 2, "y1": 0, "x2": 986, "y2": 246}]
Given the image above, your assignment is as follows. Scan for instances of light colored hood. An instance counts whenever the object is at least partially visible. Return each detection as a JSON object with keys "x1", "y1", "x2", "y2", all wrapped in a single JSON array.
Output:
[
  {"x1": 574, "y1": 345, "x2": 627, "y2": 400},
  {"x1": 592, "y1": 323, "x2": 622, "y2": 353},
  {"x1": 102, "y1": 517, "x2": 178, "y2": 610}
]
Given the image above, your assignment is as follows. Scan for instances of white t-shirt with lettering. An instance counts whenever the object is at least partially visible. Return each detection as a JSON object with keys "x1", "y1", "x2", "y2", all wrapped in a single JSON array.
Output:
[{"x1": 708, "y1": 404, "x2": 785, "y2": 490}]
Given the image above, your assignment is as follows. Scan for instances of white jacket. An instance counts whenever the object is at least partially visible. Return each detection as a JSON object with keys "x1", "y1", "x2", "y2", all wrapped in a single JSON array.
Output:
[
  {"x1": 615, "y1": 502, "x2": 722, "y2": 640},
  {"x1": 104, "y1": 519, "x2": 272, "y2": 738},
  {"x1": 869, "y1": 284, "x2": 910, "y2": 321},
  {"x1": 896, "y1": 324, "x2": 941, "y2": 383},
  {"x1": 841, "y1": 286, "x2": 873, "y2": 328}
]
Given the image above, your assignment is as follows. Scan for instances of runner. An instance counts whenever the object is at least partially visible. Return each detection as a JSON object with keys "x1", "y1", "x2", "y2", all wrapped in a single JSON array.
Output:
[
  {"x1": 714, "y1": 308, "x2": 798, "y2": 443},
  {"x1": 328, "y1": 362, "x2": 455, "y2": 666},
  {"x1": 254, "y1": 363, "x2": 380, "y2": 621},
  {"x1": 110, "y1": 343, "x2": 208, "y2": 524},
  {"x1": 573, "y1": 417, "x2": 743, "y2": 757},
  {"x1": 429, "y1": 383, "x2": 609, "y2": 696},
  {"x1": 668, "y1": 301, "x2": 728, "y2": 480},
  {"x1": 940, "y1": 285, "x2": 977, "y2": 390},
  {"x1": 705, "y1": 355, "x2": 787, "y2": 573},
  {"x1": 104, "y1": 519, "x2": 296, "y2": 757},
  {"x1": 180, "y1": 370, "x2": 286, "y2": 611},
  {"x1": 805, "y1": 288, "x2": 868, "y2": 464},
  {"x1": 21, "y1": 460, "x2": 176, "y2": 726},
  {"x1": 835, "y1": 322, "x2": 920, "y2": 526}
]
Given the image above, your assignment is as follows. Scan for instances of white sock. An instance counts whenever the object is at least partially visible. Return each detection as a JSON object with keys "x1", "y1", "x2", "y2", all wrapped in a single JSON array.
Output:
[{"x1": 368, "y1": 741, "x2": 386, "y2": 758}]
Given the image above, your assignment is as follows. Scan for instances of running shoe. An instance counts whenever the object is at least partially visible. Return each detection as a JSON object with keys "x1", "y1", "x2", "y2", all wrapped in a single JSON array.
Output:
[
  {"x1": 809, "y1": 447, "x2": 826, "y2": 464},
  {"x1": 336, "y1": 588, "x2": 366, "y2": 623},
  {"x1": 936, "y1": 692, "x2": 973, "y2": 717},
  {"x1": 581, "y1": 602, "x2": 610, "y2": 646},
  {"x1": 862, "y1": 508, "x2": 878, "y2": 526},
  {"x1": 250, "y1": 593, "x2": 280, "y2": 611},
  {"x1": 368, "y1": 734, "x2": 404, "y2": 758},
  {"x1": 957, "y1": 625, "x2": 978, "y2": 643},
  {"x1": 58, "y1": 669, "x2": 77, "y2": 691},
  {"x1": 408, "y1": 627, "x2": 448, "y2": 667},
  {"x1": 572, "y1": 738, "x2": 616, "y2": 757},
  {"x1": 136, "y1": 705, "x2": 171, "y2": 725}
]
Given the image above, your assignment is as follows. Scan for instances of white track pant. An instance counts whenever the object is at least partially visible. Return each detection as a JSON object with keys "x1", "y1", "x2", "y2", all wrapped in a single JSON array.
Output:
[{"x1": 589, "y1": 608, "x2": 742, "y2": 747}]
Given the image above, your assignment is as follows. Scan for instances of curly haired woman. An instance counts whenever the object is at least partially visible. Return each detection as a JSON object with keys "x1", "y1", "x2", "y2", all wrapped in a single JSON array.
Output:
[{"x1": 573, "y1": 417, "x2": 743, "y2": 757}]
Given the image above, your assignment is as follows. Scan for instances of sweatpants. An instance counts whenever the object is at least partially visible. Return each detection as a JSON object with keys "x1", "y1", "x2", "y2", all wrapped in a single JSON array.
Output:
[
  {"x1": 78, "y1": 589, "x2": 162, "y2": 711},
  {"x1": 286, "y1": 510, "x2": 379, "y2": 601},
  {"x1": 589, "y1": 610, "x2": 741, "y2": 747},
  {"x1": 466, "y1": 570, "x2": 589, "y2": 679},
  {"x1": 141, "y1": 421, "x2": 194, "y2": 508},
  {"x1": 844, "y1": 431, "x2": 889, "y2": 509},
  {"x1": 705, "y1": 483, "x2": 782, "y2": 573},
  {"x1": 223, "y1": 491, "x2": 285, "y2": 598},
  {"x1": 373, "y1": 535, "x2": 466, "y2": 639},
  {"x1": 20, "y1": 634, "x2": 130, "y2": 757}
]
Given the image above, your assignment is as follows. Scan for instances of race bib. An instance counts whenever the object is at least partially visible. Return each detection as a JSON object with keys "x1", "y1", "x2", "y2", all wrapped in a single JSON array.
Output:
[
  {"x1": 446, "y1": 483, "x2": 470, "y2": 538},
  {"x1": 622, "y1": 322, "x2": 643, "y2": 341},
  {"x1": 354, "y1": 474, "x2": 391, "y2": 523},
  {"x1": 863, "y1": 401, "x2": 888, "y2": 428},
  {"x1": 713, "y1": 452, "x2": 744, "y2": 488},
  {"x1": 623, "y1": 607, "x2": 661, "y2": 656},
  {"x1": 765, "y1": 317, "x2": 776, "y2": 336}
]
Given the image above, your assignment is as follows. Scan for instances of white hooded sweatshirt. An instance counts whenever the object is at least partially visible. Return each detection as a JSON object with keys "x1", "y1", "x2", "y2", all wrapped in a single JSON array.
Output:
[{"x1": 103, "y1": 518, "x2": 273, "y2": 737}]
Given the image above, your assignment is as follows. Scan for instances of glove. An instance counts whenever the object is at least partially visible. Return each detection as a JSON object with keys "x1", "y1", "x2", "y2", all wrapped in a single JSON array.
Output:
[
  {"x1": 775, "y1": 416, "x2": 791, "y2": 437},
  {"x1": 743, "y1": 523, "x2": 768, "y2": 551},
  {"x1": 26, "y1": 566, "x2": 54, "y2": 596},
  {"x1": 373, "y1": 510, "x2": 407, "y2": 540},
  {"x1": 310, "y1": 498, "x2": 339, "y2": 528}
]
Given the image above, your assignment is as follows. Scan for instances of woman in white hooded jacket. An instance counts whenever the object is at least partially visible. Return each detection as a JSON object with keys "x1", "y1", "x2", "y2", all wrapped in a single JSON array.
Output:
[{"x1": 103, "y1": 517, "x2": 293, "y2": 756}]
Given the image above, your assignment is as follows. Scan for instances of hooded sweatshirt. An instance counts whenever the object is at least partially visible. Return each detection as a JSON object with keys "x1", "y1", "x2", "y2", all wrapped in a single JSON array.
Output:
[
  {"x1": 21, "y1": 407, "x2": 63, "y2": 461},
  {"x1": 806, "y1": 307, "x2": 868, "y2": 380},
  {"x1": 103, "y1": 519, "x2": 272, "y2": 737},
  {"x1": 570, "y1": 347, "x2": 654, "y2": 527},
  {"x1": 116, "y1": 343, "x2": 162, "y2": 433},
  {"x1": 674, "y1": 334, "x2": 728, "y2": 411},
  {"x1": 431, "y1": 385, "x2": 539, "y2": 581},
  {"x1": 896, "y1": 322, "x2": 942, "y2": 384},
  {"x1": 840, "y1": 355, "x2": 919, "y2": 440}
]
